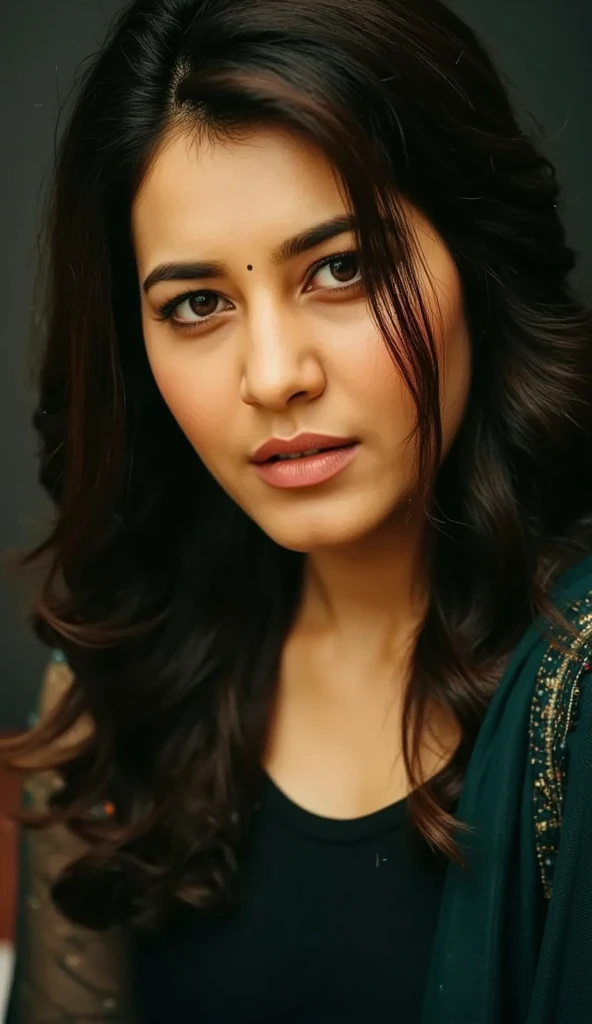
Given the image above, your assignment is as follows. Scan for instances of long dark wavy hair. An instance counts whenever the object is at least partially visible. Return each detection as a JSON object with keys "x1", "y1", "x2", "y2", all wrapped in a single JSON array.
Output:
[{"x1": 3, "y1": 0, "x2": 592, "y2": 932}]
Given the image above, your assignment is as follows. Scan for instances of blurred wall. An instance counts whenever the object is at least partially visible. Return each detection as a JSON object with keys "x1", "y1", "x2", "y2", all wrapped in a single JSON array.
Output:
[{"x1": 1, "y1": 0, "x2": 590, "y2": 725}]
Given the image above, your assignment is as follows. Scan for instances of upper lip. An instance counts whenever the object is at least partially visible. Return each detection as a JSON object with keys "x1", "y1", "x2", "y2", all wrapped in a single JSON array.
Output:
[{"x1": 251, "y1": 433, "x2": 357, "y2": 464}]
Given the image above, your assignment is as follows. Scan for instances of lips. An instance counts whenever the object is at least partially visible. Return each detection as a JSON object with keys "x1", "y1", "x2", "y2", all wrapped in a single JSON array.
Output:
[{"x1": 251, "y1": 433, "x2": 357, "y2": 464}]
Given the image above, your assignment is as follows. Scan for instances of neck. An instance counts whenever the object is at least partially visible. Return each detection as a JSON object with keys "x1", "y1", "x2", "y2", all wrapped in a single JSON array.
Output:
[{"x1": 298, "y1": 502, "x2": 430, "y2": 664}]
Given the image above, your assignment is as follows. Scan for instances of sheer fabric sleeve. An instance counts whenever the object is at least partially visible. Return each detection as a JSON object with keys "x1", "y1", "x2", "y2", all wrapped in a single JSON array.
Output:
[{"x1": 13, "y1": 654, "x2": 137, "y2": 1023}]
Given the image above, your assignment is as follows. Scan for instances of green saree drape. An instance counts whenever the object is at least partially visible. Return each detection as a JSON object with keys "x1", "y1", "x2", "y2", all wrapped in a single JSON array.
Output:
[{"x1": 422, "y1": 556, "x2": 592, "y2": 1023}]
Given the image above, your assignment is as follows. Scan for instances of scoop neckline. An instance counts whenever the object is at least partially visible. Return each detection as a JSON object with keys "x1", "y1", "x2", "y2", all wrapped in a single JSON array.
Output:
[{"x1": 259, "y1": 771, "x2": 408, "y2": 843}]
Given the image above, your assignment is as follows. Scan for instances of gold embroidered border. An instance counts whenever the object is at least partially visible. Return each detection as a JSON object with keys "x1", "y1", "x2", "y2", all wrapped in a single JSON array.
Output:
[{"x1": 529, "y1": 595, "x2": 592, "y2": 899}]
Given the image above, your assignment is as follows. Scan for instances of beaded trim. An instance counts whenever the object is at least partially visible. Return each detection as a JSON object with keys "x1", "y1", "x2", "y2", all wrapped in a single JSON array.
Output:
[{"x1": 529, "y1": 594, "x2": 592, "y2": 899}]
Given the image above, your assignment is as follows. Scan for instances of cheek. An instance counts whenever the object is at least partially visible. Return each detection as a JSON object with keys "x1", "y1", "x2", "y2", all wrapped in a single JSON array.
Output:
[
  {"x1": 436, "y1": 291, "x2": 472, "y2": 453},
  {"x1": 339, "y1": 276, "x2": 470, "y2": 463},
  {"x1": 145, "y1": 344, "x2": 236, "y2": 459},
  {"x1": 336, "y1": 323, "x2": 417, "y2": 442}
]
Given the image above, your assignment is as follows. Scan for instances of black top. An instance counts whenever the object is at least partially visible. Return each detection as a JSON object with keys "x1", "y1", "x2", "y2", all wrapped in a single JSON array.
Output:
[{"x1": 130, "y1": 774, "x2": 448, "y2": 1023}]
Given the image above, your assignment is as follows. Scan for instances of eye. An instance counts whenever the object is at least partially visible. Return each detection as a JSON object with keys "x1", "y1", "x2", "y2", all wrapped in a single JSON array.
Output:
[
  {"x1": 170, "y1": 291, "x2": 228, "y2": 323},
  {"x1": 156, "y1": 290, "x2": 233, "y2": 333},
  {"x1": 154, "y1": 250, "x2": 363, "y2": 337},
  {"x1": 306, "y1": 252, "x2": 362, "y2": 292}
]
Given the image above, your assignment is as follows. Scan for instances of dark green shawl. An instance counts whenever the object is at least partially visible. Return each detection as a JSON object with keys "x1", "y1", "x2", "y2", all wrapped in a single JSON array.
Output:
[{"x1": 422, "y1": 556, "x2": 592, "y2": 1023}]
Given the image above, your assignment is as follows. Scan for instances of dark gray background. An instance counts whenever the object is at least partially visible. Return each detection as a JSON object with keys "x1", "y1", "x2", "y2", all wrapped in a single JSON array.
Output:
[{"x1": 1, "y1": 0, "x2": 590, "y2": 725}]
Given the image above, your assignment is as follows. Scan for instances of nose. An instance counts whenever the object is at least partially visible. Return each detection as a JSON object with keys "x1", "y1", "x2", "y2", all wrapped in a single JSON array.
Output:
[{"x1": 239, "y1": 305, "x2": 326, "y2": 411}]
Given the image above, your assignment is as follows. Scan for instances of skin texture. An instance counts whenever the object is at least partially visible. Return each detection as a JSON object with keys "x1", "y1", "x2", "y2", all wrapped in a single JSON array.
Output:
[{"x1": 133, "y1": 125, "x2": 470, "y2": 815}]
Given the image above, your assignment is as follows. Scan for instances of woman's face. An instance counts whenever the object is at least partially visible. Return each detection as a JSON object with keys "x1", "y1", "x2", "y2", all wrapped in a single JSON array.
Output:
[{"x1": 133, "y1": 125, "x2": 470, "y2": 552}]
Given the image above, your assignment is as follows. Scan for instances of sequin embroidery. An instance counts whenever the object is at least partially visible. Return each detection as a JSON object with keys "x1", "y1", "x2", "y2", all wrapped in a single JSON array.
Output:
[{"x1": 529, "y1": 594, "x2": 592, "y2": 899}]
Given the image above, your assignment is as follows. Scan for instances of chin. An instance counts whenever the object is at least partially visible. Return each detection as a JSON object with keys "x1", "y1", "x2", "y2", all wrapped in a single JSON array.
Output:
[{"x1": 255, "y1": 501, "x2": 396, "y2": 553}]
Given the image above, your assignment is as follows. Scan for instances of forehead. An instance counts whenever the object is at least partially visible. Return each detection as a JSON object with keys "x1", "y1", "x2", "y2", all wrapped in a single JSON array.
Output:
[{"x1": 132, "y1": 126, "x2": 348, "y2": 263}]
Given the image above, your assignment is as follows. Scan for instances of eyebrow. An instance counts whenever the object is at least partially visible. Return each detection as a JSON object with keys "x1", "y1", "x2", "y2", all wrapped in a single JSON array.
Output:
[{"x1": 142, "y1": 214, "x2": 358, "y2": 293}]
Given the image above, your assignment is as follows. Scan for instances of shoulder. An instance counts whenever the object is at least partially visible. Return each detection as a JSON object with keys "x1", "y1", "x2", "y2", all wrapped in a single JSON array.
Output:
[
  {"x1": 529, "y1": 581, "x2": 592, "y2": 792},
  {"x1": 36, "y1": 649, "x2": 75, "y2": 721},
  {"x1": 26, "y1": 649, "x2": 93, "y2": 769},
  {"x1": 24, "y1": 649, "x2": 112, "y2": 822},
  {"x1": 529, "y1": 568, "x2": 592, "y2": 898}
]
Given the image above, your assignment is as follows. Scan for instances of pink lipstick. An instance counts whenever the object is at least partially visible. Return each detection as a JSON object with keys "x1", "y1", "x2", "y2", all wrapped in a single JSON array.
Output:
[{"x1": 251, "y1": 433, "x2": 359, "y2": 489}]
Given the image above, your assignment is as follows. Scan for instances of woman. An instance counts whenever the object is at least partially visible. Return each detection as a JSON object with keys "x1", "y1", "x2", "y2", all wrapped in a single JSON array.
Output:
[{"x1": 3, "y1": 0, "x2": 592, "y2": 1021}]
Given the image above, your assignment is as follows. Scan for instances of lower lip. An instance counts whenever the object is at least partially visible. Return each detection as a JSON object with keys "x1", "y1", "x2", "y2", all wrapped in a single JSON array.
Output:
[{"x1": 252, "y1": 444, "x2": 360, "y2": 489}]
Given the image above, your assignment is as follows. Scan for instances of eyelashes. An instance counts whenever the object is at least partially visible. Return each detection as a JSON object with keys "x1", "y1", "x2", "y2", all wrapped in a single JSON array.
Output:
[
  {"x1": 156, "y1": 288, "x2": 224, "y2": 327},
  {"x1": 154, "y1": 250, "x2": 363, "y2": 335}
]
